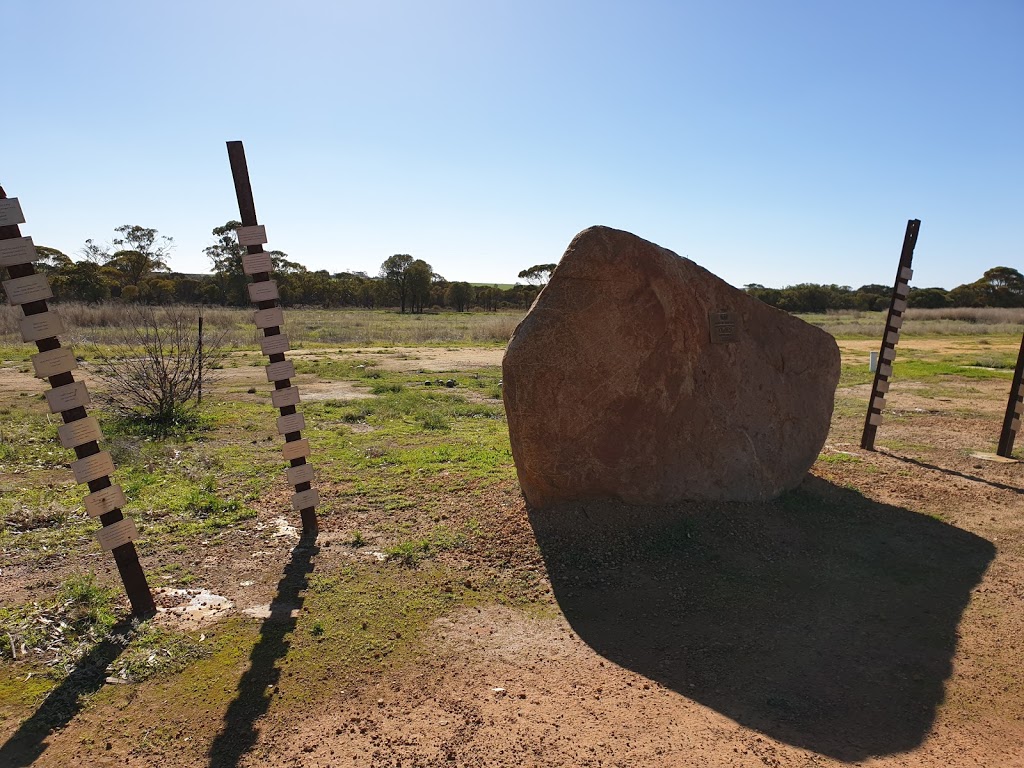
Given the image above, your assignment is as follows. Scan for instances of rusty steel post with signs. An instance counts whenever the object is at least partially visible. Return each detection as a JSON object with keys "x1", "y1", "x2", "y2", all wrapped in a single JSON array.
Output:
[
  {"x1": 225, "y1": 141, "x2": 319, "y2": 534},
  {"x1": 996, "y1": 332, "x2": 1024, "y2": 458},
  {"x1": 0, "y1": 186, "x2": 155, "y2": 616},
  {"x1": 861, "y1": 219, "x2": 921, "y2": 451}
]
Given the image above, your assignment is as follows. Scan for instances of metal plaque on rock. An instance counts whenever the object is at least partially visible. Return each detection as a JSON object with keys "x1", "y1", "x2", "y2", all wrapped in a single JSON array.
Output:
[{"x1": 708, "y1": 310, "x2": 739, "y2": 344}]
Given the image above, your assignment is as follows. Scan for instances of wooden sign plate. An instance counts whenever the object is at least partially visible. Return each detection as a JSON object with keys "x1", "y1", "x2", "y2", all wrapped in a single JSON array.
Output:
[
  {"x1": 58, "y1": 416, "x2": 102, "y2": 448},
  {"x1": 248, "y1": 280, "x2": 279, "y2": 302},
  {"x1": 237, "y1": 224, "x2": 268, "y2": 246},
  {"x1": 271, "y1": 385, "x2": 300, "y2": 408},
  {"x1": 0, "y1": 236, "x2": 36, "y2": 267},
  {"x1": 32, "y1": 347, "x2": 77, "y2": 378},
  {"x1": 0, "y1": 198, "x2": 26, "y2": 226},
  {"x1": 287, "y1": 463, "x2": 315, "y2": 485},
  {"x1": 72, "y1": 451, "x2": 115, "y2": 484},
  {"x1": 261, "y1": 333, "x2": 290, "y2": 356},
  {"x1": 95, "y1": 518, "x2": 138, "y2": 551},
  {"x1": 84, "y1": 484, "x2": 126, "y2": 517},
  {"x1": 266, "y1": 360, "x2": 295, "y2": 382},
  {"x1": 19, "y1": 311, "x2": 65, "y2": 342},
  {"x1": 242, "y1": 252, "x2": 272, "y2": 275},
  {"x1": 277, "y1": 412, "x2": 305, "y2": 435},
  {"x1": 46, "y1": 381, "x2": 90, "y2": 413},
  {"x1": 291, "y1": 488, "x2": 319, "y2": 510},
  {"x1": 4, "y1": 273, "x2": 52, "y2": 305},
  {"x1": 282, "y1": 438, "x2": 310, "y2": 461},
  {"x1": 254, "y1": 306, "x2": 284, "y2": 329}
]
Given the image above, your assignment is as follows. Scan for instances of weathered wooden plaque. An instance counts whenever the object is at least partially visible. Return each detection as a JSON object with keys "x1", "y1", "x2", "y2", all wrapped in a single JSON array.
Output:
[
  {"x1": 708, "y1": 310, "x2": 739, "y2": 344},
  {"x1": 19, "y1": 311, "x2": 65, "y2": 342},
  {"x1": 58, "y1": 416, "x2": 103, "y2": 448},
  {"x1": 71, "y1": 451, "x2": 115, "y2": 484},
  {"x1": 260, "y1": 333, "x2": 290, "y2": 356},
  {"x1": 291, "y1": 488, "x2": 319, "y2": 511},
  {"x1": 242, "y1": 251, "x2": 273, "y2": 275},
  {"x1": 281, "y1": 438, "x2": 311, "y2": 461},
  {"x1": 266, "y1": 360, "x2": 296, "y2": 382},
  {"x1": 237, "y1": 224, "x2": 268, "y2": 246},
  {"x1": 95, "y1": 518, "x2": 138, "y2": 551},
  {"x1": 286, "y1": 463, "x2": 315, "y2": 485},
  {"x1": 254, "y1": 306, "x2": 285, "y2": 329},
  {"x1": 3, "y1": 273, "x2": 52, "y2": 305},
  {"x1": 0, "y1": 236, "x2": 36, "y2": 267},
  {"x1": 248, "y1": 280, "x2": 279, "y2": 302},
  {"x1": 32, "y1": 347, "x2": 77, "y2": 378},
  {"x1": 84, "y1": 484, "x2": 127, "y2": 518},
  {"x1": 277, "y1": 412, "x2": 305, "y2": 435},
  {"x1": 45, "y1": 381, "x2": 90, "y2": 413},
  {"x1": 271, "y1": 385, "x2": 300, "y2": 408},
  {"x1": 0, "y1": 197, "x2": 26, "y2": 226}
]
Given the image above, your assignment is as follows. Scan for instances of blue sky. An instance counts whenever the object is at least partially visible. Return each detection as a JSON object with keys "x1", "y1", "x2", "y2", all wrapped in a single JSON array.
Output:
[{"x1": 4, "y1": 1, "x2": 1021, "y2": 289}]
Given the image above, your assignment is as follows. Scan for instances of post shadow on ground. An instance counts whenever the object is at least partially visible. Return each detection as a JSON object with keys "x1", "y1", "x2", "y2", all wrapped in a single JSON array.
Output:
[
  {"x1": 883, "y1": 451, "x2": 1024, "y2": 495},
  {"x1": 0, "y1": 619, "x2": 134, "y2": 767},
  {"x1": 528, "y1": 477, "x2": 995, "y2": 762},
  {"x1": 208, "y1": 530, "x2": 319, "y2": 768}
]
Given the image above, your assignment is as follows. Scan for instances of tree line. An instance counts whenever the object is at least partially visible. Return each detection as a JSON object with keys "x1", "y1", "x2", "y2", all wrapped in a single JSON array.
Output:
[
  {"x1": 35, "y1": 223, "x2": 541, "y2": 311},
  {"x1": 31, "y1": 222, "x2": 1023, "y2": 312}
]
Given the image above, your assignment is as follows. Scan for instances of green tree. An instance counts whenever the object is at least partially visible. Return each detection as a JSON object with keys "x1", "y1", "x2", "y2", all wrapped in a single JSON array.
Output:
[
  {"x1": 446, "y1": 281, "x2": 475, "y2": 312},
  {"x1": 407, "y1": 259, "x2": 433, "y2": 313},
  {"x1": 379, "y1": 254, "x2": 415, "y2": 313},
  {"x1": 518, "y1": 263, "x2": 558, "y2": 286}
]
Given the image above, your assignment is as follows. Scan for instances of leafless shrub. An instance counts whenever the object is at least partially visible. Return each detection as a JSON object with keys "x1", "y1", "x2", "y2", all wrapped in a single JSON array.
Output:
[{"x1": 91, "y1": 305, "x2": 226, "y2": 436}]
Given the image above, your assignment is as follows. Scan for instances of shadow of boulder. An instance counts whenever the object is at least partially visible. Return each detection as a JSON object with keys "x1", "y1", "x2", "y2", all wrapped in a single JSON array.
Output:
[{"x1": 528, "y1": 477, "x2": 994, "y2": 761}]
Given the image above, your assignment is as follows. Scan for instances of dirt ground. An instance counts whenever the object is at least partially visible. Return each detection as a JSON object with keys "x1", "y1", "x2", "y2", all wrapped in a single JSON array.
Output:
[{"x1": 2, "y1": 342, "x2": 1023, "y2": 767}]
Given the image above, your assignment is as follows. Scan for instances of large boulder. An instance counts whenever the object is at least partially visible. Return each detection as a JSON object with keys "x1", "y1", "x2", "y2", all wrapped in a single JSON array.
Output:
[{"x1": 502, "y1": 226, "x2": 840, "y2": 509}]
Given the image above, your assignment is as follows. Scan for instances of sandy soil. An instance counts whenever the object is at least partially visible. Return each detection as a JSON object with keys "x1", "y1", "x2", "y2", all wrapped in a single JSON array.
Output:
[{"x1": 2, "y1": 344, "x2": 1023, "y2": 767}]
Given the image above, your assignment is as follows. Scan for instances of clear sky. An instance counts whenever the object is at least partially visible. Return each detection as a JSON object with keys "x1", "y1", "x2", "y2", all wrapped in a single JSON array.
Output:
[{"x1": 4, "y1": 1, "x2": 1021, "y2": 290}]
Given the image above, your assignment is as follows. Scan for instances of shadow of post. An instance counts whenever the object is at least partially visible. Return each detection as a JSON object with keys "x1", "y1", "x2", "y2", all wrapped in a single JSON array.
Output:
[
  {"x1": 208, "y1": 531, "x2": 319, "y2": 768},
  {"x1": 0, "y1": 620, "x2": 134, "y2": 767},
  {"x1": 529, "y1": 478, "x2": 994, "y2": 762}
]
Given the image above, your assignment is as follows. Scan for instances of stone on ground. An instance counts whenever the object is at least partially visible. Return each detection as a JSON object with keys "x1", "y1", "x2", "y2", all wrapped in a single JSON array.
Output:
[{"x1": 502, "y1": 226, "x2": 840, "y2": 509}]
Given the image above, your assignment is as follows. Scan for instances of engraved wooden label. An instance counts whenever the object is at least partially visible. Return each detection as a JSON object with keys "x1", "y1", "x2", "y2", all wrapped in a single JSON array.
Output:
[
  {"x1": 1012, "y1": 417, "x2": 1021, "y2": 432},
  {"x1": 32, "y1": 347, "x2": 77, "y2": 378},
  {"x1": 878, "y1": 363, "x2": 893, "y2": 377},
  {"x1": 868, "y1": 413, "x2": 883, "y2": 426},
  {"x1": 45, "y1": 381, "x2": 90, "y2": 413},
  {"x1": 0, "y1": 198, "x2": 26, "y2": 226},
  {"x1": 291, "y1": 488, "x2": 319, "y2": 510},
  {"x1": 890, "y1": 314, "x2": 904, "y2": 329},
  {"x1": 84, "y1": 484, "x2": 126, "y2": 518},
  {"x1": 708, "y1": 310, "x2": 739, "y2": 344},
  {"x1": 261, "y1": 333, "x2": 290, "y2": 356},
  {"x1": 3, "y1": 273, "x2": 52, "y2": 305},
  {"x1": 1014, "y1": 399, "x2": 1023, "y2": 415},
  {"x1": 95, "y1": 518, "x2": 138, "y2": 551},
  {"x1": 876, "y1": 379, "x2": 890, "y2": 393},
  {"x1": 72, "y1": 451, "x2": 115, "y2": 484},
  {"x1": 880, "y1": 346, "x2": 896, "y2": 362},
  {"x1": 287, "y1": 463, "x2": 315, "y2": 485},
  {"x1": 885, "y1": 330, "x2": 899, "y2": 344},
  {"x1": 58, "y1": 416, "x2": 102, "y2": 448},
  {"x1": 277, "y1": 412, "x2": 305, "y2": 435},
  {"x1": 282, "y1": 438, "x2": 310, "y2": 461},
  {"x1": 899, "y1": 266, "x2": 914, "y2": 281},
  {"x1": 248, "y1": 280, "x2": 279, "y2": 302},
  {"x1": 0, "y1": 236, "x2": 37, "y2": 267},
  {"x1": 894, "y1": 282, "x2": 909, "y2": 299},
  {"x1": 266, "y1": 360, "x2": 296, "y2": 382},
  {"x1": 19, "y1": 311, "x2": 65, "y2": 342},
  {"x1": 271, "y1": 385, "x2": 300, "y2": 408},
  {"x1": 242, "y1": 251, "x2": 273, "y2": 275},
  {"x1": 254, "y1": 306, "x2": 285, "y2": 329},
  {"x1": 892, "y1": 298, "x2": 908, "y2": 313},
  {"x1": 237, "y1": 224, "x2": 268, "y2": 245},
  {"x1": 871, "y1": 395, "x2": 885, "y2": 410}
]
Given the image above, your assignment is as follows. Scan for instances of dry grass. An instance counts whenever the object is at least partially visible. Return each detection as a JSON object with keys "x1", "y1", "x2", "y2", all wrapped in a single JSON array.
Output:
[{"x1": 0, "y1": 303, "x2": 523, "y2": 348}]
